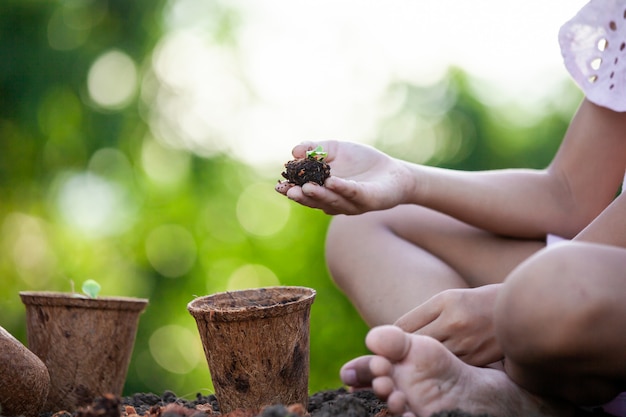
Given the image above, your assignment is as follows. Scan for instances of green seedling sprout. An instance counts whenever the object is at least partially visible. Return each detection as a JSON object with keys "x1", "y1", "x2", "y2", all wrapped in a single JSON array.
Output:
[
  {"x1": 306, "y1": 145, "x2": 328, "y2": 161},
  {"x1": 81, "y1": 279, "x2": 101, "y2": 298}
]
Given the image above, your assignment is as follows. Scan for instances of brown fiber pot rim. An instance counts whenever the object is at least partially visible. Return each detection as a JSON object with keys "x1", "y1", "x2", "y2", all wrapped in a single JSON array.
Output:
[
  {"x1": 187, "y1": 286, "x2": 316, "y2": 322},
  {"x1": 19, "y1": 291, "x2": 148, "y2": 312}
]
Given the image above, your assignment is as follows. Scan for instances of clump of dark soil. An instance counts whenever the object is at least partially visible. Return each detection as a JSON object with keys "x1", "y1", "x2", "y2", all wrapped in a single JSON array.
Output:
[
  {"x1": 41, "y1": 388, "x2": 615, "y2": 417},
  {"x1": 281, "y1": 158, "x2": 331, "y2": 186}
]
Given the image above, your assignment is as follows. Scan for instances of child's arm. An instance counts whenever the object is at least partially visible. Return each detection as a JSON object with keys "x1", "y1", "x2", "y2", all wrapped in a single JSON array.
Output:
[
  {"x1": 281, "y1": 100, "x2": 626, "y2": 239},
  {"x1": 406, "y1": 100, "x2": 626, "y2": 239}
]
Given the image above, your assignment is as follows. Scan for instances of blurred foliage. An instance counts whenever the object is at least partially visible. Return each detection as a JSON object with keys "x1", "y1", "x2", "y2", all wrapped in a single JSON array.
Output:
[
  {"x1": 0, "y1": 0, "x2": 579, "y2": 401},
  {"x1": 374, "y1": 68, "x2": 581, "y2": 171}
]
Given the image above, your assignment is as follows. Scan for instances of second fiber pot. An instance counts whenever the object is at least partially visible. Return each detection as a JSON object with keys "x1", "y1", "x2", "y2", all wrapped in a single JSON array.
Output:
[{"x1": 187, "y1": 286, "x2": 316, "y2": 414}]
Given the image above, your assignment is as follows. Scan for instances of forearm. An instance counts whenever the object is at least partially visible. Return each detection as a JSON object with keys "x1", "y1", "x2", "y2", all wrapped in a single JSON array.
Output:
[
  {"x1": 400, "y1": 100, "x2": 626, "y2": 239},
  {"x1": 401, "y1": 164, "x2": 579, "y2": 238}
]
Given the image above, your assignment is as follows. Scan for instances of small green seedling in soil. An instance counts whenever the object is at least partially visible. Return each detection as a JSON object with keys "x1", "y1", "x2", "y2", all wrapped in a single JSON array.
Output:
[
  {"x1": 82, "y1": 279, "x2": 101, "y2": 298},
  {"x1": 281, "y1": 146, "x2": 331, "y2": 186},
  {"x1": 306, "y1": 145, "x2": 328, "y2": 161}
]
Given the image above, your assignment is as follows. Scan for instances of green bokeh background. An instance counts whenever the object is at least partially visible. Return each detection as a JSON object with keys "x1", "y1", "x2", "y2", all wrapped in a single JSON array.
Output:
[{"x1": 1, "y1": 0, "x2": 581, "y2": 399}]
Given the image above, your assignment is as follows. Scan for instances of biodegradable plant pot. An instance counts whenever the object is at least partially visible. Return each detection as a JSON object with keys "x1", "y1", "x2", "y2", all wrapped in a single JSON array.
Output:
[
  {"x1": 0, "y1": 325, "x2": 50, "y2": 417},
  {"x1": 187, "y1": 286, "x2": 316, "y2": 414},
  {"x1": 19, "y1": 291, "x2": 148, "y2": 413}
]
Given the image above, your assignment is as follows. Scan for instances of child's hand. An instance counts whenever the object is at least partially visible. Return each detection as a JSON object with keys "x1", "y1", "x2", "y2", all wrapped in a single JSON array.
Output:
[
  {"x1": 394, "y1": 285, "x2": 503, "y2": 367},
  {"x1": 275, "y1": 140, "x2": 412, "y2": 215}
]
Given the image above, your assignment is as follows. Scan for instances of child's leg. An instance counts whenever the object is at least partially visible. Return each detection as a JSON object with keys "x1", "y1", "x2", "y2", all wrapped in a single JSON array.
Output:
[
  {"x1": 344, "y1": 241, "x2": 626, "y2": 417},
  {"x1": 496, "y1": 241, "x2": 626, "y2": 406},
  {"x1": 326, "y1": 204, "x2": 545, "y2": 326}
]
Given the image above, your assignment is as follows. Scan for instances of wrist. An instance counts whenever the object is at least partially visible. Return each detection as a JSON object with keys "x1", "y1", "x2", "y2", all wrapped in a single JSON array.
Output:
[{"x1": 398, "y1": 160, "x2": 427, "y2": 206}]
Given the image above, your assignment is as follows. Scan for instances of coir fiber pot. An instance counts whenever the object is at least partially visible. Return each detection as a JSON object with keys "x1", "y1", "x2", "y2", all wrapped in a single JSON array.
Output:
[
  {"x1": 19, "y1": 291, "x2": 148, "y2": 413},
  {"x1": 187, "y1": 286, "x2": 316, "y2": 414},
  {"x1": 0, "y1": 325, "x2": 50, "y2": 417}
]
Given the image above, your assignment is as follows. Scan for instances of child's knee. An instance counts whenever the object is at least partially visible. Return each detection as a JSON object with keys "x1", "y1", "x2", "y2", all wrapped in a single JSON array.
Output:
[
  {"x1": 494, "y1": 243, "x2": 589, "y2": 361},
  {"x1": 324, "y1": 213, "x2": 390, "y2": 279}
]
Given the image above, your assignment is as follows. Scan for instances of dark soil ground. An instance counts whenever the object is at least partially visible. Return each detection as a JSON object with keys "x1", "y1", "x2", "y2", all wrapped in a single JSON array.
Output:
[{"x1": 42, "y1": 388, "x2": 615, "y2": 417}]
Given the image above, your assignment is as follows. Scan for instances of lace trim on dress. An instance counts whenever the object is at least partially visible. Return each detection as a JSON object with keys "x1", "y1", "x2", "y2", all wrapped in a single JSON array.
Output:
[{"x1": 559, "y1": 0, "x2": 626, "y2": 112}]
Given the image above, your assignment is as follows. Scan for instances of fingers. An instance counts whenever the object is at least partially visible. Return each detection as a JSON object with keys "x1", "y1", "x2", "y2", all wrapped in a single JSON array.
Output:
[
  {"x1": 274, "y1": 181, "x2": 293, "y2": 195},
  {"x1": 394, "y1": 300, "x2": 440, "y2": 334},
  {"x1": 395, "y1": 303, "x2": 466, "y2": 358},
  {"x1": 302, "y1": 178, "x2": 358, "y2": 208},
  {"x1": 292, "y1": 142, "x2": 316, "y2": 158},
  {"x1": 275, "y1": 155, "x2": 370, "y2": 214},
  {"x1": 324, "y1": 176, "x2": 358, "y2": 199},
  {"x1": 285, "y1": 185, "x2": 343, "y2": 215},
  {"x1": 276, "y1": 181, "x2": 335, "y2": 213},
  {"x1": 394, "y1": 292, "x2": 447, "y2": 337},
  {"x1": 280, "y1": 180, "x2": 361, "y2": 215}
]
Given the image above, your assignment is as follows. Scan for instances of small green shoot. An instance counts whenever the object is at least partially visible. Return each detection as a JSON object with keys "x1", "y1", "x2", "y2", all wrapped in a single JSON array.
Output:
[
  {"x1": 82, "y1": 279, "x2": 101, "y2": 298},
  {"x1": 306, "y1": 145, "x2": 328, "y2": 161}
]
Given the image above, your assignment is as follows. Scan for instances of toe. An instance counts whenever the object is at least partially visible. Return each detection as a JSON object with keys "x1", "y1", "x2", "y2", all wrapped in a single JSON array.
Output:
[
  {"x1": 372, "y1": 375, "x2": 395, "y2": 398},
  {"x1": 366, "y1": 325, "x2": 411, "y2": 362},
  {"x1": 340, "y1": 355, "x2": 376, "y2": 388},
  {"x1": 369, "y1": 355, "x2": 393, "y2": 376},
  {"x1": 386, "y1": 390, "x2": 409, "y2": 415}
]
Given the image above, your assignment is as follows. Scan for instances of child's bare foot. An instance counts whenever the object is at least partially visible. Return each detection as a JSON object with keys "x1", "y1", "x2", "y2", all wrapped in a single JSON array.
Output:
[{"x1": 341, "y1": 325, "x2": 573, "y2": 417}]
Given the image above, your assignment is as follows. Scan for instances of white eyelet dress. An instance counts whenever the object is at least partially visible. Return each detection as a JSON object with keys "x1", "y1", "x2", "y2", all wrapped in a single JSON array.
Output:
[{"x1": 559, "y1": 0, "x2": 626, "y2": 112}]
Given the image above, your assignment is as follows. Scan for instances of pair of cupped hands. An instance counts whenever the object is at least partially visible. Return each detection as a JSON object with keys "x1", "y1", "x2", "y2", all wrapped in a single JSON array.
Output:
[{"x1": 275, "y1": 140, "x2": 504, "y2": 367}]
